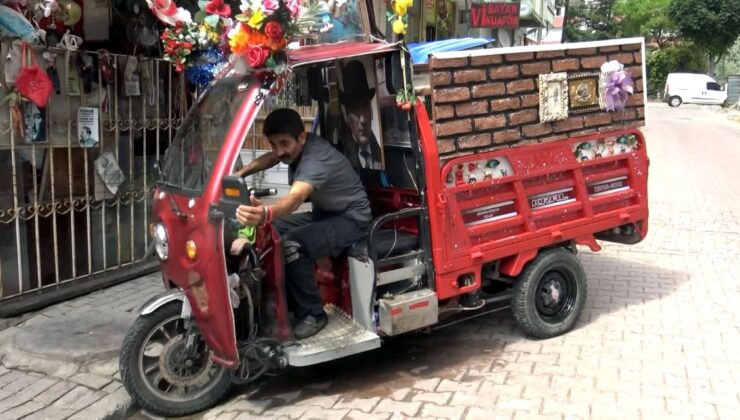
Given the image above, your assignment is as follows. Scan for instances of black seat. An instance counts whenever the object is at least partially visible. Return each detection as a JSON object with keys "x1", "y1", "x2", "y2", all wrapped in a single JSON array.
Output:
[{"x1": 348, "y1": 229, "x2": 418, "y2": 260}]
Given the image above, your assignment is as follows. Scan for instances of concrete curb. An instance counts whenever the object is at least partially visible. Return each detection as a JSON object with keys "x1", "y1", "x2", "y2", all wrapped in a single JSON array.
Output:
[{"x1": 0, "y1": 275, "x2": 164, "y2": 419}]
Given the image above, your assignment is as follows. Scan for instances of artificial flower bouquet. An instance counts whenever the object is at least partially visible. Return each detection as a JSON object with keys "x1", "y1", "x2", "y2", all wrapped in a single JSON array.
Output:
[{"x1": 152, "y1": 0, "x2": 320, "y2": 87}]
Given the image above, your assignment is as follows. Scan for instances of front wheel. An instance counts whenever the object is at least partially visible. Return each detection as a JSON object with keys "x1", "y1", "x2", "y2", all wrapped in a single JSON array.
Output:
[
  {"x1": 511, "y1": 248, "x2": 587, "y2": 339},
  {"x1": 120, "y1": 301, "x2": 232, "y2": 417}
]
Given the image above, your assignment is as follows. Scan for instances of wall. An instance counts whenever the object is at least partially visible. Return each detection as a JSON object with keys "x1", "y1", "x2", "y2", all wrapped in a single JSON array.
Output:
[{"x1": 428, "y1": 39, "x2": 646, "y2": 159}]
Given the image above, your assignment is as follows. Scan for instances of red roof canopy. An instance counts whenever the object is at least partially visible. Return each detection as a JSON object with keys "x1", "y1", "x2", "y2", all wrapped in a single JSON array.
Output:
[{"x1": 287, "y1": 41, "x2": 401, "y2": 68}]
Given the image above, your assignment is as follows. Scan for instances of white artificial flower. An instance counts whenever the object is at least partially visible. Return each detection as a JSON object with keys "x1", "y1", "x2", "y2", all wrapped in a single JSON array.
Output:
[{"x1": 600, "y1": 60, "x2": 624, "y2": 73}]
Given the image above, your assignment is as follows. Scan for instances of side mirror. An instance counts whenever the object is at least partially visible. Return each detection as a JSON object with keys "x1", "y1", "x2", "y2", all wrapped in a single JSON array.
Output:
[{"x1": 385, "y1": 53, "x2": 403, "y2": 95}]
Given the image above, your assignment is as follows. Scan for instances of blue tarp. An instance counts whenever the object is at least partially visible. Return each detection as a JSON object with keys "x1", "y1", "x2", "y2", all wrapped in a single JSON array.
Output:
[{"x1": 407, "y1": 38, "x2": 495, "y2": 65}]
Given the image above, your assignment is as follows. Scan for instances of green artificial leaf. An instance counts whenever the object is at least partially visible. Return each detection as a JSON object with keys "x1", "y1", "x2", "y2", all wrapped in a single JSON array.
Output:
[
  {"x1": 266, "y1": 54, "x2": 277, "y2": 69},
  {"x1": 236, "y1": 14, "x2": 249, "y2": 23},
  {"x1": 386, "y1": 11, "x2": 395, "y2": 22},
  {"x1": 198, "y1": 0, "x2": 208, "y2": 11},
  {"x1": 204, "y1": 14, "x2": 220, "y2": 28},
  {"x1": 194, "y1": 10, "x2": 206, "y2": 23}
]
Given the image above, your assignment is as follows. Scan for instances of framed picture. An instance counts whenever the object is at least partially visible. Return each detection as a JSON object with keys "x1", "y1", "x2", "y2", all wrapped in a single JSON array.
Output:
[
  {"x1": 23, "y1": 102, "x2": 47, "y2": 144},
  {"x1": 539, "y1": 72, "x2": 569, "y2": 122},
  {"x1": 77, "y1": 107, "x2": 100, "y2": 148},
  {"x1": 337, "y1": 56, "x2": 384, "y2": 170},
  {"x1": 568, "y1": 72, "x2": 601, "y2": 113}
]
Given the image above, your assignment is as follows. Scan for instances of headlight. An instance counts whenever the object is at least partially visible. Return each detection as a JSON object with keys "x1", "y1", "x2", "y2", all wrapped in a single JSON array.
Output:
[{"x1": 153, "y1": 223, "x2": 168, "y2": 261}]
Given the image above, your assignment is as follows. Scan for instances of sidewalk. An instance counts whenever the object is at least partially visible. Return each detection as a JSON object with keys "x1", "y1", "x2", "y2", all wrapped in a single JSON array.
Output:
[{"x1": 0, "y1": 274, "x2": 164, "y2": 419}]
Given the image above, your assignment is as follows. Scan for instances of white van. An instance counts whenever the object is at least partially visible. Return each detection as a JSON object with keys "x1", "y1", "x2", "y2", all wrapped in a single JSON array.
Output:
[{"x1": 663, "y1": 73, "x2": 728, "y2": 107}]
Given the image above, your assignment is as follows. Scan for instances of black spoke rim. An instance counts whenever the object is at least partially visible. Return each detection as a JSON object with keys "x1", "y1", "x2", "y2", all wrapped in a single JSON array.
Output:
[{"x1": 137, "y1": 314, "x2": 225, "y2": 403}]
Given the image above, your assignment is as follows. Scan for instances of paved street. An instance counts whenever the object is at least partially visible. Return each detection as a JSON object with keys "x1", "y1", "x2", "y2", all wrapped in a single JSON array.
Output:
[
  {"x1": 2, "y1": 103, "x2": 740, "y2": 420},
  {"x1": 138, "y1": 104, "x2": 739, "y2": 420}
]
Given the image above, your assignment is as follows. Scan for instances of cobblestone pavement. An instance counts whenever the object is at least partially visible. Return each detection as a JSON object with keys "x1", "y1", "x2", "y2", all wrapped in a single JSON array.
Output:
[
  {"x1": 160, "y1": 104, "x2": 738, "y2": 420},
  {"x1": 0, "y1": 275, "x2": 164, "y2": 419}
]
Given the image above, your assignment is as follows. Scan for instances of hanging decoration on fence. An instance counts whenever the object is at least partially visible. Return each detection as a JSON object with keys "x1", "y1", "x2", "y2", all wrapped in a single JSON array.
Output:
[
  {"x1": 149, "y1": 0, "x2": 323, "y2": 88},
  {"x1": 0, "y1": 4, "x2": 40, "y2": 43}
]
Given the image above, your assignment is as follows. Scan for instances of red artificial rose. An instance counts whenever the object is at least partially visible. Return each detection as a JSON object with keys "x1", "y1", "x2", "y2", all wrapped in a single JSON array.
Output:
[
  {"x1": 204, "y1": 0, "x2": 231, "y2": 17},
  {"x1": 246, "y1": 47, "x2": 271, "y2": 69},
  {"x1": 263, "y1": 21, "x2": 284, "y2": 41}
]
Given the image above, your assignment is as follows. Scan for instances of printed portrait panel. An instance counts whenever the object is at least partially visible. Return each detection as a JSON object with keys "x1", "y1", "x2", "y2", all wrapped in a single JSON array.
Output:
[{"x1": 337, "y1": 56, "x2": 384, "y2": 170}]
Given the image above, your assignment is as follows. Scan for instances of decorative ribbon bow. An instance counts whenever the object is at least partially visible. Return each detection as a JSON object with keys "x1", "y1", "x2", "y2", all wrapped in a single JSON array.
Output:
[{"x1": 604, "y1": 70, "x2": 634, "y2": 112}]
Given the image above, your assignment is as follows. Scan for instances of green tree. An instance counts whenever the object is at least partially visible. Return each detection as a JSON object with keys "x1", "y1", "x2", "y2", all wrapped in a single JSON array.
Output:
[
  {"x1": 564, "y1": 0, "x2": 619, "y2": 42},
  {"x1": 646, "y1": 44, "x2": 706, "y2": 96},
  {"x1": 615, "y1": 0, "x2": 674, "y2": 47},
  {"x1": 668, "y1": 0, "x2": 740, "y2": 76},
  {"x1": 717, "y1": 39, "x2": 740, "y2": 82}
]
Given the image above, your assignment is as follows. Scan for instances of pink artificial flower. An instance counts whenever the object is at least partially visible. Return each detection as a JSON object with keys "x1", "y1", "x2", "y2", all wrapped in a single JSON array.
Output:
[
  {"x1": 263, "y1": 20, "x2": 284, "y2": 41},
  {"x1": 204, "y1": 0, "x2": 231, "y2": 17},
  {"x1": 261, "y1": 0, "x2": 279, "y2": 15},
  {"x1": 284, "y1": 0, "x2": 301, "y2": 18}
]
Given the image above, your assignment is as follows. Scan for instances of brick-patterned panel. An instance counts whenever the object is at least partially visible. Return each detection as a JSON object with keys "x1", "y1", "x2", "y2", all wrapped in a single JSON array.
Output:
[{"x1": 429, "y1": 40, "x2": 646, "y2": 158}]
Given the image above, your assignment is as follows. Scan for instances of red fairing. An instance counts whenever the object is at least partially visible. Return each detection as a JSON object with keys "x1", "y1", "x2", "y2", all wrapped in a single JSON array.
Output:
[{"x1": 153, "y1": 76, "x2": 269, "y2": 368}]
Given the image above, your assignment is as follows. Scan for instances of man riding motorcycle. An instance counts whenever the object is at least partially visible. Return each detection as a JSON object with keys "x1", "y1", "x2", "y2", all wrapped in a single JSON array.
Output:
[{"x1": 233, "y1": 108, "x2": 372, "y2": 338}]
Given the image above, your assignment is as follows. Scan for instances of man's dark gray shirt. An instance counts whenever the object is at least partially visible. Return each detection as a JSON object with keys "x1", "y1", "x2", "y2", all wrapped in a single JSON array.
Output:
[{"x1": 289, "y1": 134, "x2": 372, "y2": 222}]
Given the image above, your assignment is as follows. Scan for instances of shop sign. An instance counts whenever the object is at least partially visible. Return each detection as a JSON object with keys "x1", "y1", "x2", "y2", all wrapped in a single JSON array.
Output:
[
  {"x1": 520, "y1": 0, "x2": 532, "y2": 18},
  {"x1": 469, "y1": 2, "x2": 521, "y2": 29}
]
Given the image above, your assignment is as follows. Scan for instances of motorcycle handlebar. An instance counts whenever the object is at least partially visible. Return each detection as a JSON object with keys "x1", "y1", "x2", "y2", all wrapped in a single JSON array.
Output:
[{"x1": 249, "y1": 188, "x2": 278, "y2": 198}]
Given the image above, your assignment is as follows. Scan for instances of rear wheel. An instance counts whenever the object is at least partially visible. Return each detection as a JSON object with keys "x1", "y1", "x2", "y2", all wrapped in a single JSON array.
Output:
[
  {"x1": 668, "y1": 96, "x2": 682, "y2": 107},
  {"x1": 511, "y1": 248, "x2": 587, "y2": 339},
  {"x1": 120, "y1": 302, "x2": 232, "y2": 416}
]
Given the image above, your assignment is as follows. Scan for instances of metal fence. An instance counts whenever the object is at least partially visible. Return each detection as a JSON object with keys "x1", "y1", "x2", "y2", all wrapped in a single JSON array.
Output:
[{"x1": 0, "y1": 42, "x2": 187, "y2": 302}]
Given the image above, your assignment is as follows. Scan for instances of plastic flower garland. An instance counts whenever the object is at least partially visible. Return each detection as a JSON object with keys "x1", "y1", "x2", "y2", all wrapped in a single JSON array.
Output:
[
  {"x1": 386, "y1": 0, "x2": 413, "y2": 36},
  {"x1": 229, "y1": 0, "x2": 302, "y2": 69},
  {"x1": 153, "y1": 0, "x2": 305, "y2": 83}
]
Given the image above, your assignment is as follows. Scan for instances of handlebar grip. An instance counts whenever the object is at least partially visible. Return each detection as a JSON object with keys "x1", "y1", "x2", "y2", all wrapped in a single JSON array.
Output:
[{"x1": 249, "y1": 188, "x2": 278, "y2": 198}]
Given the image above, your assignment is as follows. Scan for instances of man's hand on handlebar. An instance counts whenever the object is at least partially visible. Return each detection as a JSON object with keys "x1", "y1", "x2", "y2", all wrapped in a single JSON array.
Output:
[{"x1": 236, "y1": 196, "x2": 267, "y2": 227}]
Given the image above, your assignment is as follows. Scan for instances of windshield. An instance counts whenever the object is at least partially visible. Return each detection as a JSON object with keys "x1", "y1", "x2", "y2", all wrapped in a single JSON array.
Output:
[{"x1": 161, "y1": 76, "x2": 252, "y2": 193}]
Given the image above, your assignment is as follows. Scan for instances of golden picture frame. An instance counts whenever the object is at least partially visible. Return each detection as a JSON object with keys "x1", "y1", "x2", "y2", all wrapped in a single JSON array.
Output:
[
  {"x1": 539, "y1": 72, "x2": 569, "y2": 122},
  {"x1": 568, "y1": 72, "x2": 601, "y2": 114}
]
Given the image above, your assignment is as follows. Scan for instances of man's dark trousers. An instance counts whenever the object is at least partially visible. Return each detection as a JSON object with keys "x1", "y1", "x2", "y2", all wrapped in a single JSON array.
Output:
[{"x1": 274, "y1": 212, "x2": 369, "y2": 320}]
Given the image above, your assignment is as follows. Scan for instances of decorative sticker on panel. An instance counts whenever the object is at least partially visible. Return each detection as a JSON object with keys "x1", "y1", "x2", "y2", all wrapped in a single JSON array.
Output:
[
  {"x1": 529, "y1": 187, "x2": 576, "y2": 210},
  {"x1": 462, "y1": 201, "x2": 518, "y2": 226},
  {"x1": 587, "y1": 176, "x2": 629, "y2": 197},
  {"x1": 573, "y1": 134, "x2": 638, "y2": 162},
  {"x1": 445, "y1": 157, "x2": 514, "y2": 187}
]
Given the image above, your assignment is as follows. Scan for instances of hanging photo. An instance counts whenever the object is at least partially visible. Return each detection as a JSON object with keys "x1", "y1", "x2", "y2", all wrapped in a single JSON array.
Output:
[
  {"x1": 23, "y1": 101, "x2": 47, "y2": 144},
  {"x1": 568, "y1": 72, "x2": 601, "y2": 114},
  {"x1": 338, "y1": 57, "x2": 384, "y2": 170},
  {"x1": 94, "y1": 152, "x2": 126, "y2": 195},
  {"x1": 78, "y1": 107, "x2": 100, "y2": 147},
  {"x1": 538, "y1": 72, "x2": 569, "y2": 122}
]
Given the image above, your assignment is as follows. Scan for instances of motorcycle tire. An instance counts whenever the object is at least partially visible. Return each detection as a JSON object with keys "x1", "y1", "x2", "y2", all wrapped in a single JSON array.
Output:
[
  {"x1": 120, "y1": 301, "x2": 232, "y2": 416},
  {"x1": 511, "y1": 247, "x2": 587, "y2": 339}
]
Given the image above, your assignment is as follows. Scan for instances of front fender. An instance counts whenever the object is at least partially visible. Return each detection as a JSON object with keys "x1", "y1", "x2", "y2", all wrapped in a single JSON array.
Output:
[{"x1": 140, "y1": 289, "x2": 185, "y2": 316}]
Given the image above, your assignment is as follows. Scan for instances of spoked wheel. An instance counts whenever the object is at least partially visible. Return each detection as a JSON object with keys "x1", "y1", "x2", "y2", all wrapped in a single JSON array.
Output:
[
  {"x1": 120, "y1": 302, "x2": 232, "y2": 416},
  {"x1": 512, "y1": 248, "x2": 587, "y2": 338}
]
